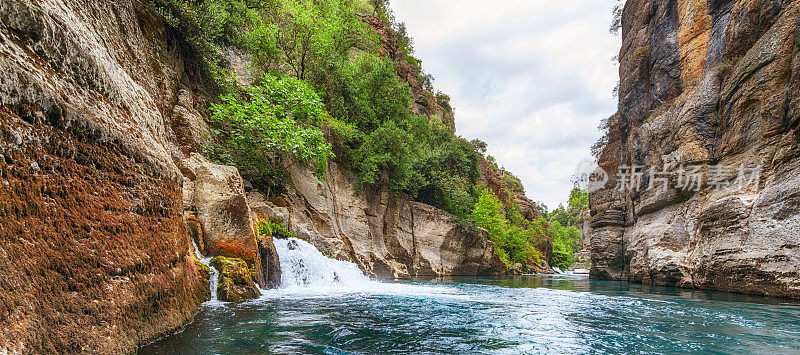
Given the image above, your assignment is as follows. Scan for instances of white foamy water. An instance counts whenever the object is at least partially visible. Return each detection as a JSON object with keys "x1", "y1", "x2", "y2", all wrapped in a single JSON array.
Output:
[
  {"x1": 262, "y1": 237, "x2": 460, "y2": 299},
  {"x1": 192, "y1": 240, "x2": 221, "y2": 306},
  {"x1": 276, "y1": 237, "x2": 371, "y2": 289}
]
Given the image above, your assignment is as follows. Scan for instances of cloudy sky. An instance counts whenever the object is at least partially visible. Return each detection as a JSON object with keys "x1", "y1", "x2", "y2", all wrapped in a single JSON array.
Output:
[{"x1": 392, "y1": 0, "x2": 621, "y2": 208}]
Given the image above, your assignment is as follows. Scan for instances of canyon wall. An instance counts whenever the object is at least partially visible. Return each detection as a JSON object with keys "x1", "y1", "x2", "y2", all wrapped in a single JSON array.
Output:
[
  {"x1": 591, "y1": 0, "x2": 800, "y2": 298},
  {"x1": 249, "y1": 162, "x2": 509, "y2": 279},
  {"x1": 0, "y1": 0, "x2": 213, "y2": 352}
]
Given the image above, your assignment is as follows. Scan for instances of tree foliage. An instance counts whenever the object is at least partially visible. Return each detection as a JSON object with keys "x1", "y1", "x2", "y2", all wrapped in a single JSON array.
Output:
[
  {"x1": 548, "y1": 221, "x2": 582, "y2": 269},
  {"x1": 205, "y1": 75, "x2": 333, "y2": 192},
  {"x1": 470, "y1": 188, "x2": 544, "y2": 268}
]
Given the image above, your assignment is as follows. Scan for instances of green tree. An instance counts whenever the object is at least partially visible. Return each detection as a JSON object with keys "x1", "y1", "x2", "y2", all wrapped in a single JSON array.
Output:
[
  {"x1": 567, "y1": 187, "x2": 589, "y2": 218},
  {"x1": 549, "y1": 221, "x2": 582, "y2": 269},
  {"x1": 269, "y1": 0, "x2": 375, "y2": 80},
  {"x1": 206, "y1": 75, "x2": 334, "y2": 193},
  {"x1": 325, "y1": 52, "x2": 413, "y2": 132},
  {"x1": 470, "y1": 139, "x2": 487, "y2": 155},
  {"x1": 471, "y1": 189, "x2": 543, "y2": 267}
]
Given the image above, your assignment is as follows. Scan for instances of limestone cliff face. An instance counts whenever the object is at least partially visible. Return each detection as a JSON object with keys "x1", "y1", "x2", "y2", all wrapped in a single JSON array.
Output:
[
  {"x1": 591, "y1": 0, "x2": 800, "y2": 298},
  {"x1": 249, "y1": 162, "x2": 508, "y2": 279},
  {"x1": 0, "y1": 0, "x2": 213, "y2": 352}
]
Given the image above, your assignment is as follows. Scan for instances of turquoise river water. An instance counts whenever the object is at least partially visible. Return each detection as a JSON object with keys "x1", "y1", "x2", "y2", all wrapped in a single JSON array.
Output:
[{"x1": 140, "y1": 238, "x2": 800, "y2": 354}]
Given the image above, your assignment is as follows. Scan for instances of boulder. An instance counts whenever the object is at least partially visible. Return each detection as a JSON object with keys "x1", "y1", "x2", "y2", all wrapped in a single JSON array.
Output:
[
  {"x1": 257, "y1": 236, "x2": 282, "y2": 289},
  {"x1": 182, "y1": 153, "x2": 258, "y2": 263},
  {"x1": 210, "y1": 257, "x2": 261, "y2": 302}
]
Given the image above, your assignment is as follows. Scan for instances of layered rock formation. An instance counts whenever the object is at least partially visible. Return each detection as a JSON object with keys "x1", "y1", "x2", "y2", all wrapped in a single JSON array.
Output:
[
  {"x1": 591, "y1": 0, "x2": 800, "y2": 298},
  {"x1": 250, "y1": 162, "x2": 508, "y2": 279}
]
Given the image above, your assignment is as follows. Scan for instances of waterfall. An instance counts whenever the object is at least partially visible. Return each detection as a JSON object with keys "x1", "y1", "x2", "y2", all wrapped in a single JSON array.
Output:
[
  {"x1": 552, "y1": 266, "x2": 564, "y2": 274},
  {"x1": 273, "y1": 237, "x2": 372, "y2": 290},
  {"x1": 192, "y1": 240, "x2": 219, "y2": 303}
]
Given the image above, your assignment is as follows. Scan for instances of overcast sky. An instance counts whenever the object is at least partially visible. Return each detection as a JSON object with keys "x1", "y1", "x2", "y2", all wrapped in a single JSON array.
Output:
[{"x1": 391, "y1": 0, "x2": 620, "y2": 208}]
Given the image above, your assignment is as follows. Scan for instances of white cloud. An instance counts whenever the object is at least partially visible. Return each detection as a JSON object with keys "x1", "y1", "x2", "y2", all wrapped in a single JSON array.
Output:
[{"x1": 391, "y1": 0, "x2": 620, "y2": 207}]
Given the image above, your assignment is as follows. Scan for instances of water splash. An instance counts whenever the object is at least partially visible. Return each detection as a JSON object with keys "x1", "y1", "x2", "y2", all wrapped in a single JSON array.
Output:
[
  {"x1": 274, "y1": 237, "x2": 371, "y2": 290},
  {"x1": 267, "y1": 237, "x2": 458, "y2": 298},
  {"x1": 192, "y1": 240, "x2": 221, "y2": 305}
]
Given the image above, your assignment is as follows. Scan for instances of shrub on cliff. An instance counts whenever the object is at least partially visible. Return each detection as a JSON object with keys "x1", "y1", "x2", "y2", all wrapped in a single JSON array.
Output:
[
  {"x1": 205, "y1": 75, "x2": 333, "y2": 193},
  {"x1": 255, "y1": 218, "x2": 295, "y2": 239},
  {"x1": 324, "y1": 52, "x2": 413, "y2": 132},
  {"x1": 548, "y1": 221, "x2": 582, "y2": 269},
  {"x1": 470, "y1": 188, "x2": 543, "y2": 267},
  {"x1": 320, "y1": 53, "x2": 480, "y2": 216},
  {"x1": 152, "y1": 0, "x2": 376, "y2": 91}
]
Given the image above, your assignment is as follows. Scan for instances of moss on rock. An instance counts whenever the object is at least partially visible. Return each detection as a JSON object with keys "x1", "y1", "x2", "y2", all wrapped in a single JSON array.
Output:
[{"x1": 210, "y1": 257, "x2": 261, "y2": 302}]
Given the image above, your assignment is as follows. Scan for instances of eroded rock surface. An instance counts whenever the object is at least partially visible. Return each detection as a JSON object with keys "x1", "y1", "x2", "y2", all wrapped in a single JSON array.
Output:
[
  {"x1": 0, "y1": 0, "x2": 211, "y2": 352},
  {"x1": 248, "y1": 162, "x2": 508, "y2": 279},
  {"x1": 182, "y1": 153, "x2": 258, "y2": 262},
  {"x1": 591, "y1": 0, "x2": 800, "y2": 298}
]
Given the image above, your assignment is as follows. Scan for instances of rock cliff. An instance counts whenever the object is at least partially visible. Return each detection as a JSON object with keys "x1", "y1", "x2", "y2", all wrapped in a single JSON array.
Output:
[
  {"x1": 249, "y1": 162, "x2": 508, "y2": 279},
  {"x1": 0, "y1": 0, "x2": 212, "y2": 352},
  {"x1": 591, "y1": 0, "x2": 800, "y2": 298}
]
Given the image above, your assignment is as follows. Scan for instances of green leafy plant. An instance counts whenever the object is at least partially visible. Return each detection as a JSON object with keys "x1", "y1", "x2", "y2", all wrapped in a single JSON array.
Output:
[
  {"x1": 255, "y1": 218, "x2": 296, "y2": 239},
  {"x1": 470, "y1": 188, "x2": 544, "y2": 268},
  {"x1": 205, "y1": 75, "x2": 334, "y2": 193},
  {"x1": 548, "y1": 221, "x2": 582, "y2": 269}
]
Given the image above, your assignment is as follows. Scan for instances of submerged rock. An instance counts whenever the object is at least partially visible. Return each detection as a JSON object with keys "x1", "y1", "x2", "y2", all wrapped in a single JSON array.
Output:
[
  {"x1": 257, "y1": 236, "x2": 282, "y2": 289},
  {"x1": 210, "y1": 257, "x2": 261, "y2": 302}
]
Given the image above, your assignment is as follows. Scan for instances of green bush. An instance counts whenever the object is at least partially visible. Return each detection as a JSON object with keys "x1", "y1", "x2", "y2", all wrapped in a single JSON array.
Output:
[
  {"x1": 151, "y1": 0, "x2": 377, "y2": 91},
  {"x1": 501, "y1": 171, "x2": 525, "y2": 194},
  {"x1": 470, "y1": 188, "x2": 544, "y2": 267},
  {"x1": 205, "y1": 75, "x2": 333, "y2": 192},
  {"x1": 151, "y1": 0, "x2": 267, "y2": 91},
  {"x1": 567, "y1": 187, "x2": 589, "y2": 218},
  {"x1": 548, "y1": 221, "x2": 582, "y2": 269},
  {"x1": 255, "y1": 218, "x2": 295, "y2": 239},
  {"x1": 354, "y1": 119, "x2": 420, "y2": 189},
  {"x1": 324, "y1": 52, "x2": 413, "y2": 132}
]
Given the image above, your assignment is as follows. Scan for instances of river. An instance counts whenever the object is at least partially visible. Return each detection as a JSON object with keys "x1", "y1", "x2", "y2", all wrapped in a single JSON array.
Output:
[{"x1": 141, "y1": 238, "x2": 800, "y2": 354}]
